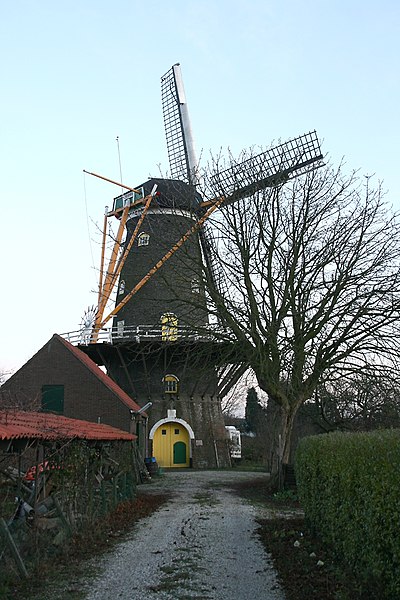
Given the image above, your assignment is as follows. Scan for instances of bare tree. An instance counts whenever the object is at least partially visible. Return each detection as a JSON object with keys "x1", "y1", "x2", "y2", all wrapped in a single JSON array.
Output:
[
  {"x1": 315, "y1": 369, "x2": 400, "y2": 432},
  {"x1": 192, "y1": 158, "x2": 400, "y2": 468},
  {"x1": 0, "y1": 369, "x2": 12, "y2": 387},
  {"x1": 219, "y1": 369, "x2": 261, "y2": 417}
]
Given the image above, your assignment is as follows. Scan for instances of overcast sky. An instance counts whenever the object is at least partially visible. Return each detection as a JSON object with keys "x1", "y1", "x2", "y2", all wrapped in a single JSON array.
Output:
[{"x1": 1, "y1": 0, "x2": 399, "y2": 374}]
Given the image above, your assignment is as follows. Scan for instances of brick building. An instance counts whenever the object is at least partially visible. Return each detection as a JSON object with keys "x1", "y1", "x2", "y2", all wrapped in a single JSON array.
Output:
[{"x1": 1, "y1": 334, "x2": 147, "y2": 449}]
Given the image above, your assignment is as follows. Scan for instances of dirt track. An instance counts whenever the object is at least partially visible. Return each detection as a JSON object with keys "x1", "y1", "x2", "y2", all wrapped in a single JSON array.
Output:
[{"x1": 84, "y1": 470, "x2": 285, "y2": 600}]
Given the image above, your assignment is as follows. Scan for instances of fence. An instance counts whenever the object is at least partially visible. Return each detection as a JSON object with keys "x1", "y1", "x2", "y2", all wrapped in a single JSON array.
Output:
[{"x1": 0, "y1": 439, "x2": 138, "y2": 580}]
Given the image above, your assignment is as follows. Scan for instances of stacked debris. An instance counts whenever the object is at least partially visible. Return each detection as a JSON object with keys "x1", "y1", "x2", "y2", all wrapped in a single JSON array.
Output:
[{"x1": 0, "y1": 410, "x2": 141, "y2": 579}]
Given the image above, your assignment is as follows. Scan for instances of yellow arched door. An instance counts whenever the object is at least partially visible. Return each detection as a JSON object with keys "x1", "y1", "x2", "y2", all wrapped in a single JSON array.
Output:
[{"x1": 153, "y1": 422, "x2": 190, "y2": 468}]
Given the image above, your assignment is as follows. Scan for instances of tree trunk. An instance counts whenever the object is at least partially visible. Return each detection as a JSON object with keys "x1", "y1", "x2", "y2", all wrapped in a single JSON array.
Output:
[
  {"x1": 281, "y1": 406, "x2": 298, "y2": 464},
  {"x1": 274, "y1": 405, "x2": 299, "y2": 490}
]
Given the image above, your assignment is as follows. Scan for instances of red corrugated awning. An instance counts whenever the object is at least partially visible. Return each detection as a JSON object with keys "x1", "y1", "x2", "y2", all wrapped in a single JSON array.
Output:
[{"x1": 0, "y1": 411, "x2": 136, "y2": 442}]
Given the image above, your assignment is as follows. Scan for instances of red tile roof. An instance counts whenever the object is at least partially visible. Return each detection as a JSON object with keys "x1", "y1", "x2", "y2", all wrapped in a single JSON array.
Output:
[
  {"x1": 53, "y1": 334, "x2": 146, "y2": 416},
  {"x1": 0, "y1": 410, "x2": 136, "y2": 442}
]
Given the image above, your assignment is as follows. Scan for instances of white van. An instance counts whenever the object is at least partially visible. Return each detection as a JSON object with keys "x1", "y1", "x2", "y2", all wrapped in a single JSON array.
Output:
[{"x1": 225, "y1": 426, "x2": 242, "y2": 459}]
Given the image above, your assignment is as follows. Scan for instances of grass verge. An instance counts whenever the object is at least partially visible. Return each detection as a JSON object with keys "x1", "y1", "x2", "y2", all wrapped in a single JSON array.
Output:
[{"x1": 232, "y1": 477, "x2": 367, "y2": 600}]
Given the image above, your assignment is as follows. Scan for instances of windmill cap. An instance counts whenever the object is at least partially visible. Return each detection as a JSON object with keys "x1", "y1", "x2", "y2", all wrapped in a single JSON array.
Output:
[{"x1": 139, "y1": 178, "x2": 203, "y2": 211}]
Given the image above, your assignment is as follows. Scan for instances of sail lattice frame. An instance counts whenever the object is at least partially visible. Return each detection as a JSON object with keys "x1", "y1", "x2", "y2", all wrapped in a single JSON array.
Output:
[
  {"x1": 210, "y1": 130, "x2": 324, "y2": 202},
  {"x1": 161, "y1": 65, "x2": 190, "y2": 182}
]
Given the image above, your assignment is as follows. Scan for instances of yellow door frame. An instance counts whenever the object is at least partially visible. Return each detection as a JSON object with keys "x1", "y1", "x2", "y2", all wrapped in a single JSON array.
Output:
[{"x1": 150, "y1": 418, "x2": 195, "y2": 468}]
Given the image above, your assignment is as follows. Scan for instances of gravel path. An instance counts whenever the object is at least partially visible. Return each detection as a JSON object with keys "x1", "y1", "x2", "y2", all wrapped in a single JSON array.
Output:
[{"x1": 84, "y1": 470, "x2": 285, "y2": 600}]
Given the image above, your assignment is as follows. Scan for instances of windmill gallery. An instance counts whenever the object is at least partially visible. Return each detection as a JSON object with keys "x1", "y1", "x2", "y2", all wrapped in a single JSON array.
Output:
[{"x1": 7, "y1": 64, "x2": 324, "y2": 470}]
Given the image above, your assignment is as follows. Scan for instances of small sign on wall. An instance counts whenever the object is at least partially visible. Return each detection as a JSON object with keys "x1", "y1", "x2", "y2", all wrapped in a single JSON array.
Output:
[{"x1": 195, "y1": 439, "x2": 203, "y2": 446}]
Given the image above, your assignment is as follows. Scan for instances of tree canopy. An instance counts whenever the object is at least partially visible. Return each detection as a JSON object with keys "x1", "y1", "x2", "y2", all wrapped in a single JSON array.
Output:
[{"x1": 194, "y1": 159, "x2": 400, "y2": 463}]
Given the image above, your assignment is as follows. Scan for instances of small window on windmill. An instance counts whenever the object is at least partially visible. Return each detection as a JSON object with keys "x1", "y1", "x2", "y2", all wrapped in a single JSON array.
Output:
[
  {"x1": 191, "y1": 279, "x2": 200, "y2": 294},
  {"x1": 118, "y1": 280, "x2": 125, "y2": 295},
  {"x1": 161, "y1": 313, "x2": 178, "y2": 341},
  {"x1": 113, "y1": 187, "x2": 144, "y2": 212},
  {"x1": 163, "y1": 374, "x2": 179, "y2": 394},
  {"x1": 138, "y1": 232, "x2": 150, "y2": 247}
]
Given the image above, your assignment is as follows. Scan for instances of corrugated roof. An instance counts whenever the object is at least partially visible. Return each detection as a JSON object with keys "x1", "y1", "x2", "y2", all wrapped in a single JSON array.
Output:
[
  {"x1": 0, "y1": 410, "x2": 136, "y2": 442},
  {"x1": 53, "y1": 334, "x2": 146, "y2": 416}
]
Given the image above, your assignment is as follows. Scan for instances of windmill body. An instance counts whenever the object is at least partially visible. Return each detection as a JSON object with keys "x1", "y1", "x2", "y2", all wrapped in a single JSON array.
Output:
[{"x1": 88, "y1": 178, "x2": 230, "y2": 469}]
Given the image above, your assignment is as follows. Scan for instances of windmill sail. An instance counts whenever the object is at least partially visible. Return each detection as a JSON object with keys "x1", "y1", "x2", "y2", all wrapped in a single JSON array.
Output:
[
  {"x1": 210, "y1": 130, "x2": 323, "y2": 202},
  {"x1": 161, "y1": 63, "x2": 198, "y2": 183},
  {"x1": 161, "y1": 64, "x2": 225, "y2": 297},
  {"x1": 161, "y1": 67, "x2": 324, "y2": 303}
]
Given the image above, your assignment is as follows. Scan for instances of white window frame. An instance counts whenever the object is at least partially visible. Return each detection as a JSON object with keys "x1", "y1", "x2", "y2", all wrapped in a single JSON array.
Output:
[
  {"x1": 163, "y1": 374, "x2": 179, "y2": 394},
  {"x1": 138, "y1": 232, "x2": 150, "y2": 247}
]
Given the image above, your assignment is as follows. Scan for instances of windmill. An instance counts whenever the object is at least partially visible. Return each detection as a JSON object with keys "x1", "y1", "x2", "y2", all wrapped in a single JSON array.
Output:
[{"x1": 79, "y1": 63, "x2": 324, "y2": 469}]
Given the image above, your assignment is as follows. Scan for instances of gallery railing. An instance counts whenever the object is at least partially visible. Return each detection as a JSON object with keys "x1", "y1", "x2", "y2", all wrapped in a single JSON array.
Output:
[{"x1": 60, "y1": 323, "x2": 222, "y2": 346}]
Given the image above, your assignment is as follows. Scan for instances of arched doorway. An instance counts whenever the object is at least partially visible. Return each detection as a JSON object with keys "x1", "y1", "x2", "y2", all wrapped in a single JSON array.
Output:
[{"x1": 150, "y1": 418, "x2": 194, "y2": 468}]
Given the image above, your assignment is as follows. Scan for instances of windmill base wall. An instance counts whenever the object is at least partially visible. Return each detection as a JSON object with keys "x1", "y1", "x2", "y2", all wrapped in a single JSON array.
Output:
[{"x1": 84, "y1": 342, "x2": 231, "y2": 469}]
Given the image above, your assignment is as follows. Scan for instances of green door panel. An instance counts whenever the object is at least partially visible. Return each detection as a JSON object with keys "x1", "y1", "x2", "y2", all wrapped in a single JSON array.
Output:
[{"x1": 173, "y1": 441, "x2": 186, "y2": 464}]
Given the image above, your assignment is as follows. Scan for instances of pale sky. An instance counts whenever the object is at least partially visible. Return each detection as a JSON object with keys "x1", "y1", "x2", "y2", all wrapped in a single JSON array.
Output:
[{"x1": 1, "y1": 0, "x2": 399, "y2": 374}]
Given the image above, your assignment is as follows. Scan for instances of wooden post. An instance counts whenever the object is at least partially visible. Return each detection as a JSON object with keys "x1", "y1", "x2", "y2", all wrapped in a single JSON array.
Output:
[
  {"x1": 100, "y1": 481, "x2": 107, "y2": 514},
  {"x1": 121, "y1": 473, "x2": 127, "y2": 500},
  {"x1": 112, "y1": 474, "x2": 120, "y2": 507},
  {"x1": 0, "y1": 518, "x2": 28, "y2": 578},
  {"x1": 52, "y1": 495, "x2": 72, "y2": 536}
]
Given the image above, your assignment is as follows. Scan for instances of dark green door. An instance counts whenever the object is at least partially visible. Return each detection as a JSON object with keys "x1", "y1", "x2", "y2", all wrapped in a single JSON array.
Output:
[{"x1": 173, "y1": 441, "x2": 186, "y2": 464}]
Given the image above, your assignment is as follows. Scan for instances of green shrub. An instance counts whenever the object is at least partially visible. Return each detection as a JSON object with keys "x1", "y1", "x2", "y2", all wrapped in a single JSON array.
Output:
[{"x1": 295, "y1": 430, "x2": 400, "y2": 599}]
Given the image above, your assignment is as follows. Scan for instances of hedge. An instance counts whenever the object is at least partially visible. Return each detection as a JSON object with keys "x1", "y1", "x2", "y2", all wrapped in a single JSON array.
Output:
[{"x1": 295, "y1": 430, "x2": 400, "y2": 598}]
